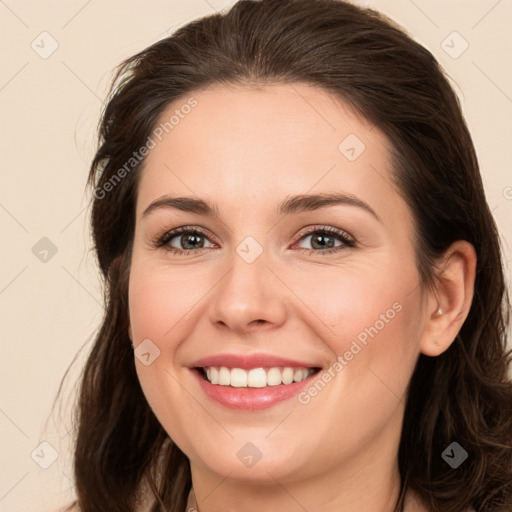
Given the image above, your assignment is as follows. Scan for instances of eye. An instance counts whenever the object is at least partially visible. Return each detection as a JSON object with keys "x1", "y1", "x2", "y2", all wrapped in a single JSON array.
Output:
[
  {"x1": 293, "y1": 225, "x2": 355, "y2": 255},
  {"x1": 152, "y1": 226, "x2": 216, "y2": 255},
  {"x1": 152, "y1": 224, "x2": 355, "y2": 256}
]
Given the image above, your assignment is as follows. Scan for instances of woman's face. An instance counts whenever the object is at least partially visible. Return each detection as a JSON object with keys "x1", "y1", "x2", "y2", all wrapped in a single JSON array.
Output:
[{"x1": 128, "y1": 83, "x2": 427, "y2": 487}]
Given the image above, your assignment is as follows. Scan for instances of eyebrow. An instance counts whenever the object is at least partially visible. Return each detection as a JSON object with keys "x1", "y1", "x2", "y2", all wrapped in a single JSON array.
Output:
[{"x1": 141, "y1": 192, "x2": 380, "y2": 221}]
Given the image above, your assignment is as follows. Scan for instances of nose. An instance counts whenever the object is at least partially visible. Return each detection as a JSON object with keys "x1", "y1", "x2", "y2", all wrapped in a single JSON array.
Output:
[{"x1": 209, "y1": 246, "x2": 288, "y2": 336}]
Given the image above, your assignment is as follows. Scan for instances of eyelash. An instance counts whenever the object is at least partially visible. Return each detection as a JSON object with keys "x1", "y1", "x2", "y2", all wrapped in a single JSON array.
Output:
[{"x1": 151, "y1": 224, "x2": 356, "y2": 257}]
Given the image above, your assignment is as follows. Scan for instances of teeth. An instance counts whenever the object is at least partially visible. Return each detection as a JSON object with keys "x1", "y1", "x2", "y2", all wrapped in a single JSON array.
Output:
[
  {"x1": 201, "y1": 366, "x2": 315, "y2": 387},
  {"x1": 282, "y1": 367, "x2": 294, "y2": 385},
  {"x1": 248, "y1": 368, "x2": 266, "y2": 388},
  {"x1": 267, "y1": 367, "x2": 282, "y2": 386},
  {"x1": 218, "y1": 367, "x2": 230, "y2": 385}
]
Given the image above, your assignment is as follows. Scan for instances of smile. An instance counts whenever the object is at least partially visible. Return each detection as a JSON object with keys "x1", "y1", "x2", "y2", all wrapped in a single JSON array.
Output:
[
  {"x1": 190, "y1": 365, "x2": 322, "y2": 410},
  {"x1": 200, "y1": 366, "x2": 318, "y2": 387}
]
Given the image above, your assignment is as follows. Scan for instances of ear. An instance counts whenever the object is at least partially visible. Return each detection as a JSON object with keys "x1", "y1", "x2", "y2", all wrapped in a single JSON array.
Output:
[{"x1": 419, "y1": 240, "x2": 477, "y2": 357}]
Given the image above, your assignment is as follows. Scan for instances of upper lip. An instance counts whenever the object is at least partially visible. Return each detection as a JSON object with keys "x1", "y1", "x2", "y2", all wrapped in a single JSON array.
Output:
[{"x1": 189, "y1": 353, "x2": 322, "y2": 370}]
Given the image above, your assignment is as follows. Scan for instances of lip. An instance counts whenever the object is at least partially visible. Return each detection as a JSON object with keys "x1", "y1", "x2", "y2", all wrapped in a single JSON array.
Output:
[
  {"x1": 189, "y1": 366, "x2": 320, "y2": 410},
  {"x1": 189, "y1": 352, "x2": 321, "y2": 370}
]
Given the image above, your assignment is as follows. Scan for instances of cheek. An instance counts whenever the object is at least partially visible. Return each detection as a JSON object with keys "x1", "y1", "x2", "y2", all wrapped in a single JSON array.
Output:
[
  {"x1": 128, "y1": 259, "x2": 209, "y2": 343},
  {"x1": 127, "y1": 259, "x2": 209, "y2": 453},
  {"x1": 293, "y1": 260, "x2": 419, "y2": 346},
  {"x1": 291, "y1": 265, "x2": 421, "y2": 444},
  {"x1": 292, "y1": 260, "x2": 422, "y2": 398}
]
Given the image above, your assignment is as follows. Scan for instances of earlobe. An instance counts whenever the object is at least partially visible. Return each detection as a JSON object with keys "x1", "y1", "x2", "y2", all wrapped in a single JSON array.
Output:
[{"x1": 419, "y1": 240, "x2": 477, "y2": 357}]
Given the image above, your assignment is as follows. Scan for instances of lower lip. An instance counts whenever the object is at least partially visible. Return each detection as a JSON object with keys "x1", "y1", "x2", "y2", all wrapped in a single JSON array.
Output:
[{"x1": 190, "y1": 368, "x2": 319, "y2": 410}]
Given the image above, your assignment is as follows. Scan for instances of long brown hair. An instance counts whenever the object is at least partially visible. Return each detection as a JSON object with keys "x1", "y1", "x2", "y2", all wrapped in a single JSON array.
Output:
[{"x1": 59, "y1": 0, "x2": 512, "y2": 510}]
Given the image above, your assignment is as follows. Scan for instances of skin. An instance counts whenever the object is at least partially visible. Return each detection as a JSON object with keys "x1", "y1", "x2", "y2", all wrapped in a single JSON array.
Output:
[{"x1": 127, "y1": 82, "x2": 476, "y2": 512}]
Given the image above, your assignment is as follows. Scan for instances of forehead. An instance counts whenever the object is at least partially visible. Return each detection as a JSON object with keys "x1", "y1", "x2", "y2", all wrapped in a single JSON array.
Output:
[{"x1": 135, "y1": 82, "x2": 402, "y2": 222}]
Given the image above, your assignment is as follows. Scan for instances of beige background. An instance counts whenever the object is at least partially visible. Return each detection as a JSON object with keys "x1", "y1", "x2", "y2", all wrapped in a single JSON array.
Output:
[{"x1": 0, "y1": 1, "x2": 510, "y2": 511}]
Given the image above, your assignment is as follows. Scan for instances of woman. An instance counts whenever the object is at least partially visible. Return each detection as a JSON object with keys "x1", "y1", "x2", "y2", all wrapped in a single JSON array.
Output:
[{"x1": 61, "y1": 0, "x2": 512, "y2": 510}]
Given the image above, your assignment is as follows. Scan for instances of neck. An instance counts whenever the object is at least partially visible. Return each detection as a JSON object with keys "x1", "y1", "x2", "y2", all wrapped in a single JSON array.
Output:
[
  {"x1": 188, "y1": 468, "x2": 403, "y2": 512},
  {"x1": 188, "y1": 486, "x2": 427, "y2": 512},
  {"x1": 187, "y1": 425, "x2": 423, "y2": 512},
  {"x1": 186, "y1": 403, "x2": 428, "y2": 512}
]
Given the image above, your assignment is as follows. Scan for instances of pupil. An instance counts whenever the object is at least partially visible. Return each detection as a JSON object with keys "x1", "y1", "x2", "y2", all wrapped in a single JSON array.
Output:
[
  {"x1": 312, "y1": 234, "x2": 334, "y2": 249},
  {"x1": 182, "y1": 233, "x2": 204, "y2": 249}
]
